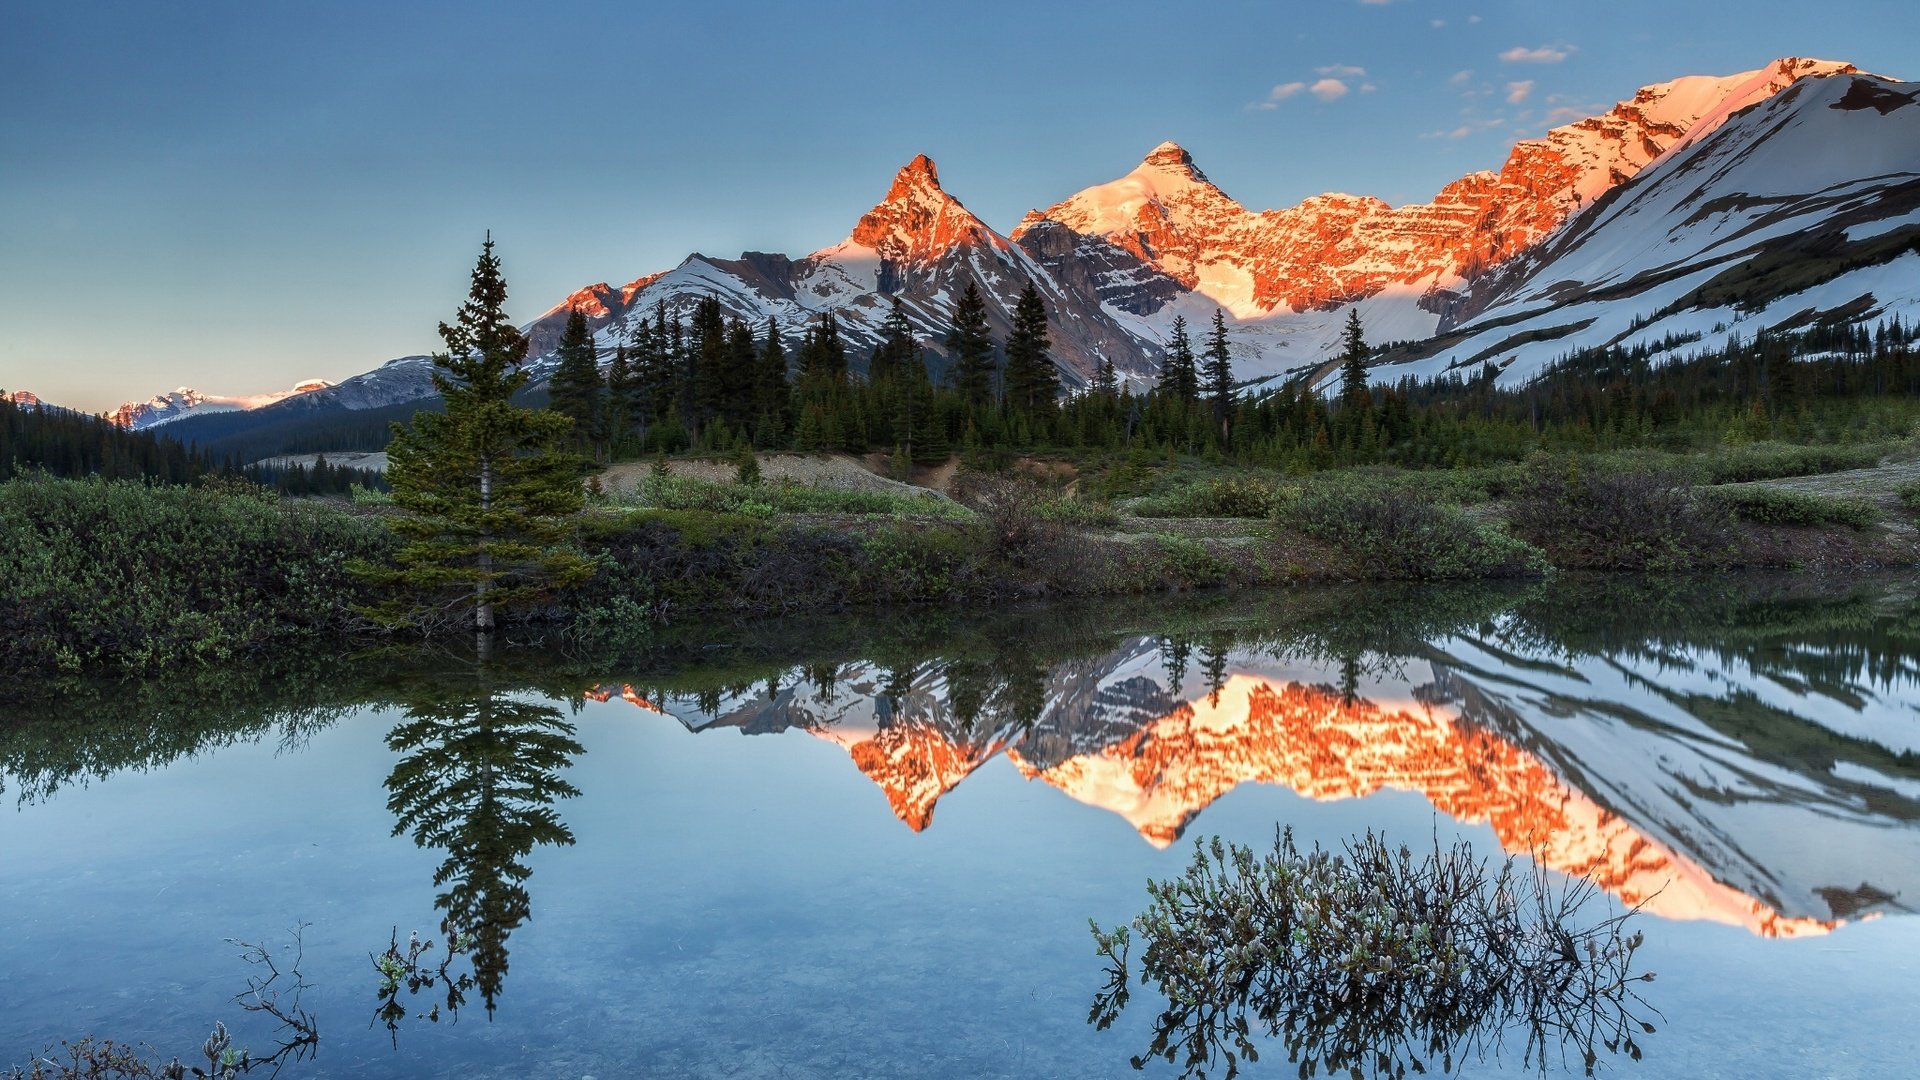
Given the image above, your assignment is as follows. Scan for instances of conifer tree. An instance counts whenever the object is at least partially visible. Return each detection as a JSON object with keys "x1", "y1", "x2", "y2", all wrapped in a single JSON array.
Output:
[
  {"x1": 603, "y1": 345, "x2": 632, "y2": 457},
  {"x1": 1204, "y1": 308, "x2": 1235, "y2": 440},
  {"x1": 798, "y1": 312, "x2": 849, "y2": 383},
  {"x1": 1338, "y1": 307, "x2": 1371, "y2": 410},
  {"x1": 755, "y1": 317, "x2": 790, "y2": 444},
  {"x1": 547, "y1": 306, "x2": 604, "y2": 459},
  {"x1": 360, "y1": 235, "x2": 592, "y2": 640},
  {"x1": 1003, "y1": 280, "x2": 1058, "y2": 418},
  {"x1": 385, "y1": 678, "x2": 581, "y2": 1016},
  {"x1": 946, "y1": 280, "x2": 997, "y2": 407},
  {"x1": 870, "y1": 297, "x2": 916, "y2": 387},
  {"x1": 1158, "y1": 316, "x2": 1199, "y2": 403}
]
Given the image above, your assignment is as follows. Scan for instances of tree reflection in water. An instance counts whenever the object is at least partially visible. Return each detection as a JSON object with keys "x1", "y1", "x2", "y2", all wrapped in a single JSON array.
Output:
[
  {"x1": 381, "y1": 675, "x2": 583, "y2": 1023},
  {"x1": 1090, "y1": 829, "x2": 1659, "y2": 1079}
]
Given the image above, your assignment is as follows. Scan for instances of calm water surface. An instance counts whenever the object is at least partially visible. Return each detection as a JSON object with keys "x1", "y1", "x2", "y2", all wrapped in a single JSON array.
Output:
[{"x1": 2, "y1": 576, "x2": 1917, "y2": 1078}]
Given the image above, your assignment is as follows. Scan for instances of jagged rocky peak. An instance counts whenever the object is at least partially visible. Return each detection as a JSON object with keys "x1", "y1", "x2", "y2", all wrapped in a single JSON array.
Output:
[
  {"x1": 1141, "y1": 140, "x2": 1204, "y2": 174},
  {"x1": 848, "y1": 153, "x2": 998, "y2": 263}
]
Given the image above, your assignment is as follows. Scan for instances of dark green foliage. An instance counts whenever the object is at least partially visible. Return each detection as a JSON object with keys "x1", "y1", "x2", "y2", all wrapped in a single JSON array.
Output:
[
  {"x1": 546, "y1": 306, "x2": 604, "y2": 458},
  {"x1": 384, "y1": 679, "x2": 581, "y2": 1015},
  {"x1": 0, "y1": 474, "x2": 392, "y2": 673},
  {"x1": 1157, "y1": 316, "x2": 1199, "y2": 403},
  {"x1": 1003, "y1": 280, "x2": 1059, "y2": 417},
  {"x1": 603, "y1": 344, "x2": 633, "y2": 455},
  {"x1": 1090, "y1": 829, "x2": 1656, "y2": 1079},
  {"x1": 1707, "y1": 486, "x2": 1880, "y2": 529},
  {"x1": 0, "y1": 395, "x2": 207, "y2": 483},
  {"x1": 360, "y1": 237, "x2": 593, "y2": 633},
  {"x1": 1132, "y1": 477, "x2": 1276, "y2": 519},
  {"x1": 242, "y1": 455, "x2": 387, "y2": 497},
  {"x1": 1204, "y1": 308, "x2": 1234, "y2": 438},
  {"x1": 1277, "y1": 481, "x2": 1546, "y2": 579},
  {"x1": 945, "y1": 280, "x2": 997, "y2": 407},
  {"x1": 1508, "y1": 465, "x2": 1735, "y2": 570}
]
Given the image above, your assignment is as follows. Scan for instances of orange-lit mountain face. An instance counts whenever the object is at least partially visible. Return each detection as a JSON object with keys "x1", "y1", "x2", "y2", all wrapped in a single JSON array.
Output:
[
  {"x1": 241, "y1": 57, "x2": 1919, "y2": 424},
  {"x1": 1007, "y1": 674, "x2": 1834, "y2": 938},
  {"x1": 601, "y1": 630, "x2": 1920, "y2": 940},
  {"x1": 1017, "y1": 58, "x2": 1861, "y2": 318}
]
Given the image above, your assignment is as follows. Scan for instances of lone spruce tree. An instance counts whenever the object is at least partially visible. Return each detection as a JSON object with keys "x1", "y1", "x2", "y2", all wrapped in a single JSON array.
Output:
[
  {"x1": 946, "y1": 280, "x2": 997, "y2": 407},
  {"x1": 1204, "y1": 307, "x2": 1234, "y2": 441},
  {"x1": 362, "y1": 235, "x2": 592, "y2": 640},
  {"x1": 1338, "y1": 307, "x2": 1371, "y2": 409},
  {"x1": 1003, "y1": 280, "x2": 1058, "y2": 418}
]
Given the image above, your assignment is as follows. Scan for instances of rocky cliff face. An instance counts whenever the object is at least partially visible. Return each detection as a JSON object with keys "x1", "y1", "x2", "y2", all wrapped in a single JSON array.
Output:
[{"x1": 239, "y1": 57, "x2": 1913, "y2": 420}]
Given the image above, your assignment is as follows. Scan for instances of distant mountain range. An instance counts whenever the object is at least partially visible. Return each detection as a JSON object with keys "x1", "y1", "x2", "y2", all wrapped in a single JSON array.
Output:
[
  {"x1": 103, "y1": 381, "x2": 333, "y2": 430},
  {"x1": 24, "y1": 57, "x2": 1918, "y2": 451}
]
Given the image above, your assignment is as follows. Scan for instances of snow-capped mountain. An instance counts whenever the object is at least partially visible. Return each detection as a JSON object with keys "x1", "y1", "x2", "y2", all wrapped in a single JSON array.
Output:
[
  {"x1": 1376, "y1": 67, "x2": 1920, "y2": 385},
  {"x1": 232, "y1": 57, "x2": 1916, "y2": 427},
  {"x1": 596, "y1": 618, "x2": 1920, "y2": 938},
  {"x1": 1, "y1": 390, "x2": 46, "y2": 409},
  {"x1": 107, "y1": 380, "x2": 333, "y2": 430}
]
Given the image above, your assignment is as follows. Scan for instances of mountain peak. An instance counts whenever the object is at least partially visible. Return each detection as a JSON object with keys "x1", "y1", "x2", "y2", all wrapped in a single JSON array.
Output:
[
  {"x1": 848, "y1": 153, "x2": 999, "y2": 262},
  {"x1": 896, "y1": 153, "x2": 941, "y2": 188},
  {"x1": 1143, "y1": 141, "x2": 1194, "y2": 168}
]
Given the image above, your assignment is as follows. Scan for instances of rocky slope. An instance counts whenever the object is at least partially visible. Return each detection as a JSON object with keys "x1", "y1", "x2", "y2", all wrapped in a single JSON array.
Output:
[{"x1": 216, "y1": 58, "x2": 1915, "y2": 428}]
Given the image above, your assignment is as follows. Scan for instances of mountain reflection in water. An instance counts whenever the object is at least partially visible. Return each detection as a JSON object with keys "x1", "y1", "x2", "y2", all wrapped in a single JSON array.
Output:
[
  {"x1": 2, "y1": 573, "x2": 1917, "y2": 1058},
  {"x1": 593, "y1": 576, "x2": 1920, "y2": 939}
]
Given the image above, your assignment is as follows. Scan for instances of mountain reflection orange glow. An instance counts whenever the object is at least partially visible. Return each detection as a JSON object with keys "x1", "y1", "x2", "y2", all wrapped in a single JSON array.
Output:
[{"x1": 596, "y1": 672, "x2": 1840, "y2": 938}]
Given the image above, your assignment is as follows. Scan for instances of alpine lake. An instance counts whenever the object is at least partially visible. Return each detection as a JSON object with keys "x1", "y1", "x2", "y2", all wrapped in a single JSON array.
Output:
[{"x1": 3, "y1": 573, "x2": 1917, "y2": 1079}]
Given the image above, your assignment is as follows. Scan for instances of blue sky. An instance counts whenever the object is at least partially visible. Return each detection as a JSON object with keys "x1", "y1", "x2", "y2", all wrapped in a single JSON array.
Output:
[{"x1": 3, "y1": 0, "x2": 1916, "y2": 412}]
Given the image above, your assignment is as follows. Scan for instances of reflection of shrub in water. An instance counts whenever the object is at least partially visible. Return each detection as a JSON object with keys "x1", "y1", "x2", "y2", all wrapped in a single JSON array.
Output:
[{"x1": 1090, "y1": 829, "x2": 1657, "y2": 1079}]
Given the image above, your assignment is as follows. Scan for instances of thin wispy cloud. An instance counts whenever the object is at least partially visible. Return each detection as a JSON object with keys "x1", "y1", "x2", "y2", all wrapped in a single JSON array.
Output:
[
  {"x1": 1310, "y1": 78, "x2": 1352, "y2": 102},
  {"x1": 1506, "y1": 80, "x2": 1535, "y2": 104},
  {"x1": 1501, "y1": 44, "x2": 1574, "y2": 64},
  {"x1": 1248, "y1": 81, "x2": 1306, "y2": 109},
  {"x1": 1316, "y1": 64, "x2": 1367, "y2": 77},
  {"x1": 1448, "y1": 69, "x2": 1475, "y2": 86}
]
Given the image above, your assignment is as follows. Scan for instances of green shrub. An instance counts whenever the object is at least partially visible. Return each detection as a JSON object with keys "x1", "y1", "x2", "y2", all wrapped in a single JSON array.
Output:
[
  {"x1": 1897, "y1": 478, "x2": 1920, "y2": 511},
  {"x1": 0, "y1": 474, "x2": 393, "y2": 673},
  {"x1": 1276, "y1": 486, "x2": 1545, "y2": 580},
  {"x1": 1507, "y1": 464, "x2": 1734, "y2": 571},
  {"x1": 1034, "y1": 496, "x2": 1121, "y2": 527},
  {"x1": 1706, "y1": 487, "x2": 1879, "y2": 529},
  {"x1": 1699, "y1": 441, "x2": 1887, "y2": 484},
  {"x1": 1149, "y1": 535, "x2": 1231, "y2": 586},
  {"x1": 620, "y1": 473, "x2": 966, "y2": 519},
  {"x1": 1132, "y1": 477, "x2": 1275, "y2": 519}
]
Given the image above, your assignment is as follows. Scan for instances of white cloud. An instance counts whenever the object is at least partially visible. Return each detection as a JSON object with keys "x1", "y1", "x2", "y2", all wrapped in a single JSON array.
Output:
[
  {"x1": 1270, "y1": 81, "x2": 1307, "y2": 101},
  {"x1": 1310, "y1": 78, "x2": 1351, "y2": 102},
  {"x1": 1505, "y1": 80, "x2": 1535, "y2": 104},
  {"x1": 1500, "y1": 44, "x2": 1573, "y2": 64},
  {"x1": 1421, "y1": 126, "x2": 1476, "y2": 140},
  {"x1": 1431, "y1": 18, "x2": 1447, "y2": 28},
  {"x1": 1468, "y1": 14, "x2": 1482, "y2": 23},
  {"x1": 1316, "y1": 64, "x2": 1367, "y2": 77},
  {"x1": 1448, "y1": 69, "x2": 1474, "y2": 86},
  {"x1": 1360, "y1": 82, "x2": 1378, "y2": 93}
]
